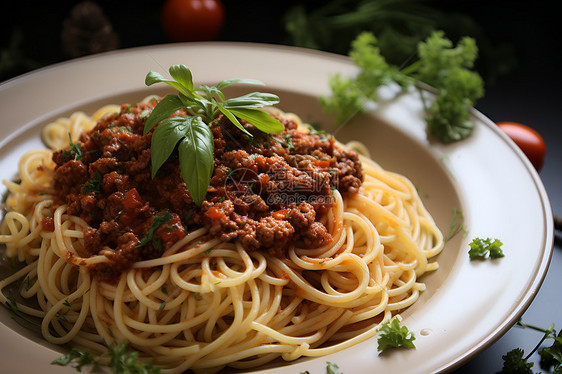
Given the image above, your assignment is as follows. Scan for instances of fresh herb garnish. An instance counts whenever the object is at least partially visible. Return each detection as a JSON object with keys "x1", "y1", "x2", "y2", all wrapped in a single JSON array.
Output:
[
  {"x1": 326, "y1": 361, "x2": 342, "y2": 374},
  {"x1": 283, "y1": 134, "x2": 295, "y2": 151},
  {"x1": 61, "y1": 133, "x2": 84, "y2": 161},
  {"x1": 321, "y1": 31, "x2": 484, "y2": 143},
  {"x1": 4, "y1": 297, "x2": 40, "y2": 326},
  {"x1": 52, "y1": 347, "x2": 96, "y2": 372},
  {"x1": 444, "y1": 207, "x2": 467, "y2": 242},
  {"x1": 137, "y1": 210, "x2": 172, "y2": 247},
  {"x1": 468, "y1": 237, "x2": 504, "y2": 260},
  {"x1": 143, "y1": 64, "x2": 284, "y2": 206},
  {"x1": 377, "y1": 317, "x2": 416, "y2": 351},
  {"x1": 81, "y1": 171, "x2": 102, "y2": 194},
  {"x1": 52, "y1": 341, "x2": 161, "y2": 374},
  {"x1": 500, "y1": 321, "x2": 562, "y2": 374}
]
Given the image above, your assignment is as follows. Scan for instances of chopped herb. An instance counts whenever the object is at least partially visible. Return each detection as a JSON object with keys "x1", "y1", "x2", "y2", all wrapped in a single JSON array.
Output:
[
  {"x1": 139, "y1": 109, "x2": 151, "y2": 119},
  {"x1": 326, "y1": 361, "x2": 342, "y2": 374},
  {"x1": 56, "y1": 313, "x2": 67, "y2": 321},
  {"x1": 19, "y1": 275, "x2": 31, "y2": 291},
  {"x1": 183, "y1": 211, "x2": 193, "y2": 222},
  {"x1": 161, "y1": 286, "x2": 168, "y2": 295},
  {"x1": 152, "y1": 239, "x2": 164, "y2": 252},
  {"x1": 137, "y1": 210, "x2": 172, "y2": 247},
  {"x1": 225, "y1": 168, "x2": 236, "y2": 179},
  {"x1": 4, "y1": 297, "x2": 40, "y2": 326},
  {"x1": 283, "y1": 134, "x2": 295, "y2": 151},
  {"x1": 444, "y1": 207, "x2": 467, "y2": 242},
  {"x1": 468, "y1": 237, "x2": 504, "y2": 260},
  {"x1": 81, "y1": 172, "x2": 102, "y2": 194},
  {"x1": 52, "y1": 341, "x2": 162, "y2": 373},
  {"x1": 51, "y1": 347, "x2": 96, "y2": 372},
  {"x1": 61, "y1": 133, "x2": 84, "y2": 161},
  {"x1": 377, "y1": 317, "x2": 416, "y2": 351},
  {"x1": 218, "y1": 196, "x2": 226, "y2": 203},
  {"x1": 63, "y1": 299, "x2": 71, "y2": 307},
  {"x1": 122, "y1": 103, "x2": 134, "y2": 113},
  {"x1": 307, "y1": 124, "x2": 330, "y2": 136},
  {"x1": 158, "y1": 301, "x2": 166, "y2": 311}
]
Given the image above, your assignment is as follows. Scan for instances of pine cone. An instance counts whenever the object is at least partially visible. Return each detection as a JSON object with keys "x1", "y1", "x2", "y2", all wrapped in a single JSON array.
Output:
[{"x1": 61, "y1": 1, "x2": 119, "y2": 58}]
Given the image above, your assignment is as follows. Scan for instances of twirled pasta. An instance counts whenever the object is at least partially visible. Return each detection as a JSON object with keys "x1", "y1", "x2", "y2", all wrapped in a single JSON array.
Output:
[{"x1": 0, "y1": 105, "x2": 443, "y2": 373}]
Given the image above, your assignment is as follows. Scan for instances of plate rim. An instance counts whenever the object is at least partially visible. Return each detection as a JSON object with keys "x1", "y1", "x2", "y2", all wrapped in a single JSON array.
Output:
[{"x1": 0, "y1": 41, "x2": 555, "y2": 374}]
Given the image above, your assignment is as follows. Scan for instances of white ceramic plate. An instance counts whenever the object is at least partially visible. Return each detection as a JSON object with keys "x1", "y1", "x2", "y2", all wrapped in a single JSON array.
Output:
[{"x1": 0, "y1": 43, "x2": 553, "y2": 373}]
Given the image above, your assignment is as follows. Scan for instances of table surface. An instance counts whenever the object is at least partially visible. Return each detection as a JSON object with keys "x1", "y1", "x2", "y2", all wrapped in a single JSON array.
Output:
[{"x1": 1, "y1": 1, "x2": 561, "y2": 373}]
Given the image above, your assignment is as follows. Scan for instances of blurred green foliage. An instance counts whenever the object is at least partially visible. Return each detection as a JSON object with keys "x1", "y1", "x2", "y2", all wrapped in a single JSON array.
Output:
[{"x1": 282, "y1": 0, "x2": 517, "y2": 85}]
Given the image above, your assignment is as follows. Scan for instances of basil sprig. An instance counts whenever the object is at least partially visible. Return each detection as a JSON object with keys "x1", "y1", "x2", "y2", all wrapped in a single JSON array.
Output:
[{"x1": 143, "y1": 64, "x2": 284, "y2": 206}]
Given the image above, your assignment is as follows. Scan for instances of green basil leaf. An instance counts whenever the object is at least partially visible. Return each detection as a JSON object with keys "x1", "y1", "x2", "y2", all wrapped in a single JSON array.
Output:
[
  {"x1": 151, "y1": 116, "x2": 189, "y2": 177},
  {"x1": 197, "y1": 85, "x2": 226, "y2": 102},
  {"x1": 144, "y1": 95, "x2": 185, "y2": 135},
  {"x1": 223, "y1": 92, "x2": 280, "y2": 108},
  {"x1": 217, "y1": 78, "x2": 264, "y2": 90},
  {"x1": 177, "y1": 117, "x2": 215, "y2": 206},
  {"x1": 216, "y1": 104, "x2": 253, "y2": 137},
  {"x1": 227, "y1": 107, "x2": 284, "y2": 133},
  {"x1": 145, "y1": 71, "x2": 187, "y2": 94},
  {"x1": 169, "y1": 64, "x2": 194, "y2": 93}
]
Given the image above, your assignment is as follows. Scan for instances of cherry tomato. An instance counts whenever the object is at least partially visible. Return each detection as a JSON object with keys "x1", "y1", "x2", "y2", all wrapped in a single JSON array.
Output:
[
  {"x1": 161, "y1": 0, "x2": 225, "y2": 42},
  {"x1": 497, "y1": 121, "x2": 546, "y2": 171}
]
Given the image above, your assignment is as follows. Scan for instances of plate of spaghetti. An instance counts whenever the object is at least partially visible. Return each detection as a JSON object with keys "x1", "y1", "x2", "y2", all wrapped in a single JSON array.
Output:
[{"x1": 0, "y1": 43, "x2": 553, "y2": 374}]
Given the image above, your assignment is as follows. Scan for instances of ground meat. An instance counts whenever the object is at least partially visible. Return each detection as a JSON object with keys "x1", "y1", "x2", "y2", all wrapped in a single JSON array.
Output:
[{"x1": 52, "y1": 101, "x2": 363, "y2": 277}]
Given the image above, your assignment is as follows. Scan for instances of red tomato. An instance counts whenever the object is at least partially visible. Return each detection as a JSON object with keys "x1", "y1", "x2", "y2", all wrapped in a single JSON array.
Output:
[
  {"x1": 123, "y1": 188, "x2": 143, "y2": 211},
  {"x1": 161, "y1": 0, "x2": 225, "y2": 42},
  {"x1": 497, "y1": 121, "x2": 546, "y2": 171},
  {"x1": 271, "y1": 209, "x2": 291, "y2": 220},
  {"x1": 205, "y1": 206, "x2": 225, "y2": 220}
]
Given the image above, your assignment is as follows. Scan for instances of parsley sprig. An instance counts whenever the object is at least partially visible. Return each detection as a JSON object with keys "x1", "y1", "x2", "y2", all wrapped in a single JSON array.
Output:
[
  {"x1": 143, "y1": 64, "x2": 284, "y2": 206},
  {"x1": 500, "y1": 321, "x2": 562, "y2": 373},
  {"x1": 321, "y1": 30, "x2": 484, "y2": 143},
  {"x1": 468, "y1": 237, "x2": 504, "y2": 260},
  {"x1": 377, "y1": 317, "x2": 416, "y2": 351}
]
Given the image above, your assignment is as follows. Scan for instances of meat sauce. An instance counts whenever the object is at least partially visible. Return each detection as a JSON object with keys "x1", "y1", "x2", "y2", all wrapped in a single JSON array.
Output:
[{"x1": 52, "y1": 101, "x2": 363, "y2": 278}]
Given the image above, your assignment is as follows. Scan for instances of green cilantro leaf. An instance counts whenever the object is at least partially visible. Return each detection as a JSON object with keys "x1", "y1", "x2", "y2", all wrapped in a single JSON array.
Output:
[
  {"x1": 468, "y1": 237, "x2": 504, "y2": 260},
  {"x1": 377, "y1": 317, "x2": 416, "y2": 351}
]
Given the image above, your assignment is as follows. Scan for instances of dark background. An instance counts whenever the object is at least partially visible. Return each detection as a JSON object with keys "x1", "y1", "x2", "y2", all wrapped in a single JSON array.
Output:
[{"x1": 1, "y1": 1, "x2": 561, "y2": 372}]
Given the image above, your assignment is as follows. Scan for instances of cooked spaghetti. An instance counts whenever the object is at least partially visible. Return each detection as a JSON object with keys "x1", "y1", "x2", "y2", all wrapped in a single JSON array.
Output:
[{"x1": 0, "y1": 98, "x2": 443, "y2": 373}]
